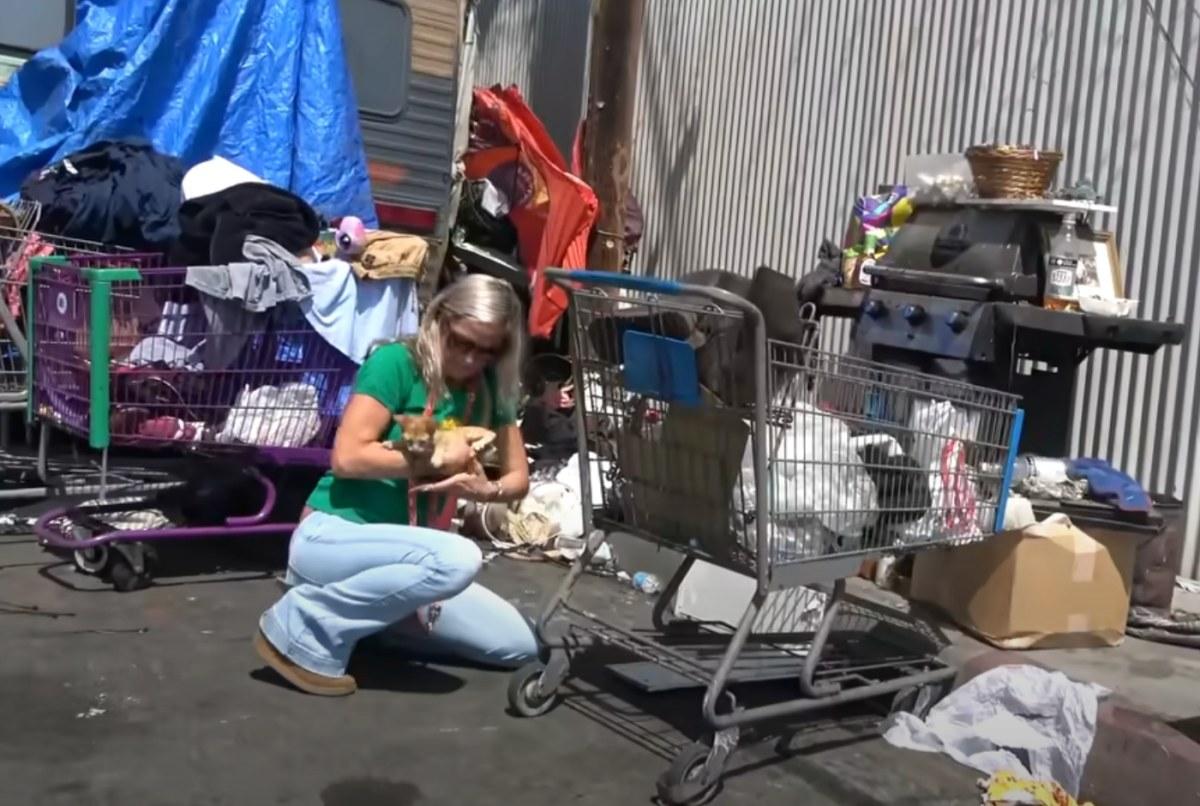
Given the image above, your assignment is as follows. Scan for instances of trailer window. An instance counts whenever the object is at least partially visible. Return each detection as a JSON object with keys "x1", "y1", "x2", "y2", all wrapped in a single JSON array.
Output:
[
  {"x1": 338, "y1": 0, "x2": 412, "y2": 120},
  {"x1": 0, "y1": 0, "x2": 73, "y2": 54}
]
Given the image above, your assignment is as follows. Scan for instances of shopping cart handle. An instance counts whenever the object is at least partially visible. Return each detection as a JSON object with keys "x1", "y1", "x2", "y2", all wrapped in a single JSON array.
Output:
[{"x1": 545, "y1": 268, "x2": 683, "y2": 295}]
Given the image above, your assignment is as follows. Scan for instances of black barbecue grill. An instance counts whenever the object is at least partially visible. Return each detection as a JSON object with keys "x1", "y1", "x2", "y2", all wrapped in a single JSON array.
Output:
[{"x1": 815, "y1": 200, "x2": 1185, "y2": 457}]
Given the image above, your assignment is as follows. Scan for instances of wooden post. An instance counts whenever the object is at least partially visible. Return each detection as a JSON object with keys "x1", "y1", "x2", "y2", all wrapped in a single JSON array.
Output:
[{"x1": 582, "y1": 0, "x2": 646, "y2": 271}]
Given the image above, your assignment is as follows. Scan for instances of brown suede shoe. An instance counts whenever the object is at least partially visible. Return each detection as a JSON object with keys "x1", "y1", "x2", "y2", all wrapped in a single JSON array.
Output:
[{"x1": 254, "y1": 629, "x2": 357, "y2": 696}]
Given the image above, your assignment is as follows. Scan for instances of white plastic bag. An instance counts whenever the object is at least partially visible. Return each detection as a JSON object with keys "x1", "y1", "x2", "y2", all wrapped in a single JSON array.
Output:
[
  {"x1": 217, "y1": 383, "x2": 321, "y2": 448},
  {"x1": 737, "y1": 404, "x2": 878, "y2": 555},
  {"x1": 900, "y1": 398, "x2": 983, "y2": 544},
  {"x1": 883, "y1": 665, "x2": 1107, "y2": 797},
  {"x1": 771, "y1": 404, "x2": 878, "y2": 538}
]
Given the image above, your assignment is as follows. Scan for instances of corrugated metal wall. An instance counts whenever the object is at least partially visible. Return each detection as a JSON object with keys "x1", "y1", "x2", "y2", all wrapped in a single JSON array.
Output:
[
  {"x1": 473, "y1": 0, "x2": 590, "y2": 157},
  {"x1": 477, "y1": 0, "x2": 1200, "y2": 574}
]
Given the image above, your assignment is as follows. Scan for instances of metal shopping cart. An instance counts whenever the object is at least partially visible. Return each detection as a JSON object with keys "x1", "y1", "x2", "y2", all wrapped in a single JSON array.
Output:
[
  {"x1": 25, "y1": 254, "x2": 359, "y2": 589},
  {"x1": 0, "y1": 203, "x2": 180, "y2": 501},
  {"x1": 0, "y1": 200, "x2": 50, "y2": 415},
  {"x1": 506, "y1": 270, "x2": 1024, "y2": 804}
]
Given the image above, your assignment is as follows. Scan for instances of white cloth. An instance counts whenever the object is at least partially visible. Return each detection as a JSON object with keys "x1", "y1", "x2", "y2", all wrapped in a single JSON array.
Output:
[
  {"x1": 217, "y1": 383, "x2": 321, "y2": 448},
  {"x1": 299, "y1": 258, "x2": 418, "y2": 364},
  {"x1": 883, "y1": 665, "x2": 1107, "y2": 796},
  {"x1": 182, "y1": 156, "x2": 266, "y2": 200},
  {"x1": 123, "y1": 336, "x2": 204, "y2": 369}
]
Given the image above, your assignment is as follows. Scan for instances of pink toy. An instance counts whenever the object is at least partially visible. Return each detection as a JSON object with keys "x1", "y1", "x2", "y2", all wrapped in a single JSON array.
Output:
[{"x1": 335, "y1": 216, "x2": 368, "y2": 257}]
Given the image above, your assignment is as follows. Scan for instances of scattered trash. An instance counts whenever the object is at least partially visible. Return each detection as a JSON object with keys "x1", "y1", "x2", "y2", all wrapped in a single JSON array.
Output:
[
  {"x1": 591, "y1": 542, "x2": 614, "y2": 566},
  {"x1": 0, "y1": 513, "x2": 36, "y2": 535},
  {"x1": 883, "y1": 664, "x2": 1106, "y2": 796},
  {"x1": 631, "y1": 572, "x2": 661, "y2": 595},
  {"x1": 979, "y1": 771, "x2": 1094, "y2": 806},
  {"x1": 1176, "y1": 576, "x2": 1200, "y2": 595},
  {"x1": 0, "y1": 600, "x2": 75, "y2": 618},
  {"x1": 57, "y1": 626, "x2": 148, "y2": 636},
  {"x1": 1126, "y1": 606, "x2": 1200, "y2": 648},
  {"x1": 76, "y1": 706, "x2": 106, "y2": 719},
  {"x1": 553, "y1": 534, "x2": 587, "y2": 556},
  {"x1": 873, "y1": 555, "x2": 898, "y2": 590},
  {"x1": 465, "y1": 455, "x2": 616, "y2": 574}
]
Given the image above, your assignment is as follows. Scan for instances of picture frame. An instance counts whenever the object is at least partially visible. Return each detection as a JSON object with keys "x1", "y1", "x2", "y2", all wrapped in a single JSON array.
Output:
[{"x1": 1081, "y1": 230, "x2": 1124, "y2": 299}]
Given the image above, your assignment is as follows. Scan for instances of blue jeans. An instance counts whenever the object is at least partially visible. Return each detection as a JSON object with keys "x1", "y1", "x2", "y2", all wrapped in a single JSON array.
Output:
[{"x1": 259, "y1": 510, "x2": 538, "y2": 677}]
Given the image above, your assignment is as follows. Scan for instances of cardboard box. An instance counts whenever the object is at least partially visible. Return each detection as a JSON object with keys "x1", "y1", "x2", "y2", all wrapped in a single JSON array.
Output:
[{"x1": 910, "y1": 514, "x2": 1137, "y2": 649}]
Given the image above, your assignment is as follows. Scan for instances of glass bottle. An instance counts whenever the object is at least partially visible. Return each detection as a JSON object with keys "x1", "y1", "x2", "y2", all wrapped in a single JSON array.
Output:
[{"x1": 1045, "y1": 214, "x2": 1084, "y2": 312}]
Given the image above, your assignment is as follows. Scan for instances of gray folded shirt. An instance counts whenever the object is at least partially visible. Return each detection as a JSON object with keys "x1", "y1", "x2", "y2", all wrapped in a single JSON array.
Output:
[{"x1": 185, "y1": 235, "x2": 312, "y2": 369}]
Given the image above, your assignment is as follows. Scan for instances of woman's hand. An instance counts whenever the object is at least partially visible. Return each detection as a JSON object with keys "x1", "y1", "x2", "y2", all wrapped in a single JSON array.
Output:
[{"x1": 411, "y1": 471, "x2": 495, "y2": 501}]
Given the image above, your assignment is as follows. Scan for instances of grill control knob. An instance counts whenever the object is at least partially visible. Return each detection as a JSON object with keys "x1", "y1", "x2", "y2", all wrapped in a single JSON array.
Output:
[
  {"x1": 865, "y1": 299, "x2": 886, "y2": 318},
  {"x1": 947, "y1": 310, "x2": 970, "y2": 333},
  {"x1": 902, "y1": 303, "x2": 926, "y2": 324}
]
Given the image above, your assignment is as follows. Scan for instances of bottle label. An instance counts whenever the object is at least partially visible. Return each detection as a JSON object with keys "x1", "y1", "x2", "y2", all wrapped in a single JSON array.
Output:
[
  {"x1": 1046, "y1": 255, "x2": 1078, "y2": 300},
  {"x1": 1049, "y1": 268, "x2": 1074, "y2": 287}
]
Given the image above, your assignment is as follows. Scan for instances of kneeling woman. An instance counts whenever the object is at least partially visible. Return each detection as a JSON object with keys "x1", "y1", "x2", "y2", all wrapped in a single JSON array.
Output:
[{"x1": 255, "y1": 274, "x2": 537, "y2": 696}]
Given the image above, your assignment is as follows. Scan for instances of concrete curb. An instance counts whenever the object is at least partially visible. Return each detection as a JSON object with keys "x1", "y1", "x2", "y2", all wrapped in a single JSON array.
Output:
[{"x1": 956, "y1": 650, "x2": 1200, "y2": 806}]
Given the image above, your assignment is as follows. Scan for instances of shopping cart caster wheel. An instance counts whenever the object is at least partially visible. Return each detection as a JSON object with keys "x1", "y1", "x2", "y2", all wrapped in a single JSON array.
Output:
[
  {"x1": 889, "y1": 681, "x2": 948, "y2": 720},
  {"x1": 107, "y1": 546, "x2": 157, "y2": 593},
  {"x1": 507, "y1": 661, "x2": 559, "y2": 718},
  {"x1": 69, "y1": 522, "x2": 108, "y2": 575},
  {"x1": 73, "y1": 546, "x2": 110, "y2": 576},
  {"x1": 657, "y1": 742, "x2": 721, "y2": 805}
]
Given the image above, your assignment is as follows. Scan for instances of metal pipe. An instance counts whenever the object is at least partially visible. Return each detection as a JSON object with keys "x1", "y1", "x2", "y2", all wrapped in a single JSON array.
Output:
[
  {"x1": 34, "y1": 509, "x2": 296, "y2": 551},
  {"x1": 224, "y1": 469, "x2": 278, "y2": 527}
]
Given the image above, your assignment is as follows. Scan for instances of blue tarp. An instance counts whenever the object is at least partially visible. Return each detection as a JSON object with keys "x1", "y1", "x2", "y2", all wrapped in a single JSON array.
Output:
[{"x1": 0, "y1": 0, "x2": 377, "y2": 225}]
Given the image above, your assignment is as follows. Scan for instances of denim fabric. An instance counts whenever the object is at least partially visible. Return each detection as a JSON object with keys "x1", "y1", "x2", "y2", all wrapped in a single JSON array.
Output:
[{"x1": 259, "y1": 511, "x2": 536, "y2": 677}]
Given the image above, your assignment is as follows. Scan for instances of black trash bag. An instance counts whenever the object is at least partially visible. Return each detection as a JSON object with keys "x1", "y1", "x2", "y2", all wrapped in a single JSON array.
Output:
[{"x1": 456, "y1": 178, "x2": 519, "y2": 254}]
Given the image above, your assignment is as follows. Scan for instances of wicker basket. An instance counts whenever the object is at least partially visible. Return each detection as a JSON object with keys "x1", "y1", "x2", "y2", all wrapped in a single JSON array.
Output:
[{"x1": 965, "y1": 144, "x2": 1063, "y2": 199}]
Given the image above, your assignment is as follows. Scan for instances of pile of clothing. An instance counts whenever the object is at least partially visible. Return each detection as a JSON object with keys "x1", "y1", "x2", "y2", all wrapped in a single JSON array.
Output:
[
  {"x1": 20, "y1": 139, "x2": 185, "y2": 252},
  {"x1": 9, "y1": 143, "x2": 424, "y2": 452}
]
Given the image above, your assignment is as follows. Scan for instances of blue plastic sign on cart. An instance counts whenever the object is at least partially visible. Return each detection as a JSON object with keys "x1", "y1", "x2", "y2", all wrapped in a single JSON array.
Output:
[{"x1": 622, "y1": 331, "x2": 701, "y2": 406}]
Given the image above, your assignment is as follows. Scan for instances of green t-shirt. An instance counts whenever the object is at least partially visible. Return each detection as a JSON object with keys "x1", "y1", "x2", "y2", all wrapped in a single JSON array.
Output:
[{"x1": 306, "y1": 343, "x2": 515, "y2": 525}]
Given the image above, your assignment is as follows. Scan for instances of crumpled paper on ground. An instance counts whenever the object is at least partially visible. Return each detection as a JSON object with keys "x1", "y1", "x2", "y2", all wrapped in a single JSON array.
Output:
[{"x1": 883, "y1": 665, "x2": 1107, "y2": 796}]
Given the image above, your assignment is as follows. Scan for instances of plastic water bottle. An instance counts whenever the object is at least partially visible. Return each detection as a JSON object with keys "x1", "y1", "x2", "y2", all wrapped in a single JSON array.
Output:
[{"x1": 632, "y1": 572, "x2": 661, "y2": 594}]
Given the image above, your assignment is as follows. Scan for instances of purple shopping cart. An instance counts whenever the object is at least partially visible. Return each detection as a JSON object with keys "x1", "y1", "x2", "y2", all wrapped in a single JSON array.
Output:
[
  {"x1": 0, "y1": 203, "x2": 179, "y2": 501},
  {"x1": 27, "y1": 255, "x2": 359, "y2": 590}
]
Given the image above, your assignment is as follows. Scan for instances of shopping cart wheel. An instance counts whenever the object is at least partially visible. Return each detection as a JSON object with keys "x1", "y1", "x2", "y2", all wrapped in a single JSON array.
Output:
[
  {"x1": 73, "y1": 546, "x2": 110, "y2": 575},
  {"x1": 507, "y1": 661, "x2": 560, "y2": 718},
  {"x1": 107, "y1": 543, "x2": 158, "y2": 593},
  {"x1": 888, "y1": 680, "x2": 949, "y2": 720},
  {"x1": 68, "y1": 522, "x2": 110, "y2": 576},
  {"x1": 657, "y1": 741, "x2": 723, "y2": 805}
]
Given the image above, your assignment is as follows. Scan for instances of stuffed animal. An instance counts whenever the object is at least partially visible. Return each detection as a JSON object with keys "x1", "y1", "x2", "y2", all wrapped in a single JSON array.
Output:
[{"x1": 334, "y1": 215, "x2": 368, "y2": 258}]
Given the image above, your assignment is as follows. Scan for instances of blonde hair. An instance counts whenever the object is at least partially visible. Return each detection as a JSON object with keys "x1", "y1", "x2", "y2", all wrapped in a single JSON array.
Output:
[{"x1": 411, "y1": 274, "x2": 524, "y2": 410}]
